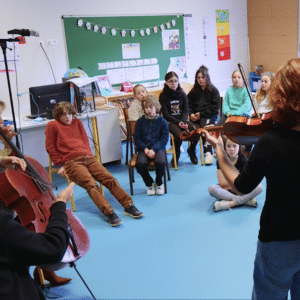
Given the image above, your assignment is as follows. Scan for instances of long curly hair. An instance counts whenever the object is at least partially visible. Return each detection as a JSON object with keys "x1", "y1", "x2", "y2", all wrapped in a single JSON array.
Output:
[{"x1": 269, "y1": 58, "x2": 300, "y2": 129}]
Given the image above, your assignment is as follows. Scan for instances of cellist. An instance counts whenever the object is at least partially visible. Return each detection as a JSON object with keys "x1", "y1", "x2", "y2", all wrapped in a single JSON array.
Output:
[
  {"x1": 0, "y1": 100, "x2": 72, "y2": 289},
  {"x1": 0, "y1": 151, "x2": 75, "y2": 300},
  {"x1": 202, "y1": 58, "x2": 300, "y2": 299}
]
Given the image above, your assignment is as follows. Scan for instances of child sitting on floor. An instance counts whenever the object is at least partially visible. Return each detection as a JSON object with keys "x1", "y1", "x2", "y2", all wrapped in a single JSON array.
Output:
[
  {"x1": 208, "y1": 135, "x2": 263, "y2": 212},
  {"x1": 134, "y1": 96, "x2": 169, "y2": 195},
  {"x1": 128, "y1": 84, "x2": 148, "y2": 121},
  {"x1": 45, "y1": 102, "x2": 143, "y2": 227}
]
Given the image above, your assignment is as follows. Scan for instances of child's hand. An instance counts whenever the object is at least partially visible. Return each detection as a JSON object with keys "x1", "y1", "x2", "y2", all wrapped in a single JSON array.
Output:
[
  {"x1": 179, "y1": 121, "x2": 188, "y2": 129},
  {"x1": 144, "y1": 148, "x2": 150, "y2": 155},
  {"x1": 58, "y1": 166, "x2": 66, "y2": 177},
  {"x1": 147, "y1": 149, "x2": 155, "y2": 159}
]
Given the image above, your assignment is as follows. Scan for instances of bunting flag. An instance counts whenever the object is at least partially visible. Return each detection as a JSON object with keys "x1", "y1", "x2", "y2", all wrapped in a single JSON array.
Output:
[{"x1": 75, "y1": 15, "x2": 182, "y2": 38}]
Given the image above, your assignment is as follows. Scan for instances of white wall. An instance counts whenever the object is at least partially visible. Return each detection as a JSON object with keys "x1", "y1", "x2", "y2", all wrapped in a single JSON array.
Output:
[{"x1": 0, "y1": 0, "x2": 248, "y2": 119}]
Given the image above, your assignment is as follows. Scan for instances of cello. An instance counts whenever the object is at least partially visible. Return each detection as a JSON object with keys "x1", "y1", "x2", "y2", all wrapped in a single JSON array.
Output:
[
  {"x1": 180, "y1": 63, "x2": 273, "y2": 144},
  {"x1": 0, "y1": 128, "x2": 95, "y2": 298}
]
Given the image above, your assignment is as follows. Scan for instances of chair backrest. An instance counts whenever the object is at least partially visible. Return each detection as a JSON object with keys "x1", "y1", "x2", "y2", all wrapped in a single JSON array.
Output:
[
  {"x1": 128, "y1": 120, "x2": 137, "y2": 156},
  {"x1": 123, "y1": 107, "x2": 129, "y2": 123}
]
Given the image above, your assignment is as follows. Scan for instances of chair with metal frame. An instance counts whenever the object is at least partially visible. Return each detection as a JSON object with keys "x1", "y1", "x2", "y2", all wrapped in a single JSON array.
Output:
[
  {"x1": 128, "y1": 120, "x2": 170, "y2": 195},
  {"x1": 48, "y1": 155, "x2": 76, "y2": 212}
]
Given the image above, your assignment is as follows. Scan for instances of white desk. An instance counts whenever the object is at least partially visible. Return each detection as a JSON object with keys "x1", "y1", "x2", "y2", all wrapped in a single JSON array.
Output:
[{"x1": 16, "y1": 107, "x2": 122, "y2": 168}]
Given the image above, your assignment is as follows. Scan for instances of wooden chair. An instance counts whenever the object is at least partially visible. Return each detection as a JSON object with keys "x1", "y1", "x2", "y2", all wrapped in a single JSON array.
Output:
[
  {"x1": 123, "y1": 107, "x2": 135, "y2": 166},
  {"x1": 48, "y1": 155, "x2": 76, "y2": 212},
  {"x1": 128, "y1": 120, "x2": 170, "y2": 195}
]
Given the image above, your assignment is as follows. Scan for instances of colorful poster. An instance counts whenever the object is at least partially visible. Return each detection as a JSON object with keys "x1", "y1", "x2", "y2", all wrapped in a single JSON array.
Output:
[
  {"x1": 216, "y1": 10, "x2": 231, "y2": 61},
  {"x1": 162, "y1": 29, "x2": 180, "y2": 50}
]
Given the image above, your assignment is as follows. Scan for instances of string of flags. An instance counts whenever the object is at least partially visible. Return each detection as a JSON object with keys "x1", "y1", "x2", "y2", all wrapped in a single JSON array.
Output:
[{"x1": 76, "y1": 15, "x2": 182, "y2": 37}]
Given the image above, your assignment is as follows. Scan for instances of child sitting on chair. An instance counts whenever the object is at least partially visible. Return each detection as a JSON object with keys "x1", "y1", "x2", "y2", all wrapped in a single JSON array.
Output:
[
  {"x1": 134, "y1": 96, "x2": 169, "y2": 195},
  {"x1": 128, "y1": 84, "x2": 148, "y2": 121},
  {"x1": 45, "y1": 102, "x2": 143, "y2": 227}
]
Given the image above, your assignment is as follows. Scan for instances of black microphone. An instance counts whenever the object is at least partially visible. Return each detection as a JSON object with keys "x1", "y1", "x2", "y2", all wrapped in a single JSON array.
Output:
[{"x1": 7, "y1": 29, "x2": 39, "y2": 37}]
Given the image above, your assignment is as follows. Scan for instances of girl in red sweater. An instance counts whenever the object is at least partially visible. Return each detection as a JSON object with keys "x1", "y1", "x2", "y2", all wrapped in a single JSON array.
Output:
[{"x1": 45, "y1": 102, "x2": 143, "y2": 227}]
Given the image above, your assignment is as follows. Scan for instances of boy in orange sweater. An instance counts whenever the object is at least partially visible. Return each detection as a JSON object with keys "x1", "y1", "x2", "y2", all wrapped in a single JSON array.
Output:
[{"x1": 45, "y1": 102, "x2": 143, "y2": 227}]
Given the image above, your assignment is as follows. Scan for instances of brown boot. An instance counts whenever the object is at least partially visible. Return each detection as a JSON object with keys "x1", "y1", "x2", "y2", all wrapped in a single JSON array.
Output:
[{"x1": 33, "y1": 267, "x2": 72, "y2": 286}]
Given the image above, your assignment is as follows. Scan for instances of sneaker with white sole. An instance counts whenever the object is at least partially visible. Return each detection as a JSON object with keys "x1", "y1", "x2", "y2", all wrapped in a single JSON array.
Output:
[
  {"x1": 146, "y1": 183, "x2": 156, "y2": 196},
  {"x1": 155, "y1": 184, "x2": 165, "y2": 195},
  {"x1": 213, "y1": 200, "x2": 231, "y2": 212},
  {"x1": 205, "y1": 152, "x2": 213, "y2": 165},
  {"x1": 245, "y1": 198, "x2": 258, "y2": 207}
]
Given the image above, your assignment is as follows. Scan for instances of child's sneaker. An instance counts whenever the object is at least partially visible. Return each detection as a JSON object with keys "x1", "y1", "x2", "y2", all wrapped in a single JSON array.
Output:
[
  {"x1": 146, "y1": 183, "x2": 156, "y2": 196},
  {"x1": 124, "y1": 205, "x2": 144, "y2": 218},
  {"x1": 166, "y1": 147, "x2": 173, "y2": 154},
  {"x1": 205, "y1": 152, "x2": 213, "y2": 165},
  {"x1": 213, "y1": 200, "x2": 231, "y2": 212},
  {"x1": 107, "y1": 212, "x2": 122, "y2": 227},
  {"x1": 155, "y1": 184, "x2": 165, "y2": 195},
  {"x1": 245, "y1": 198, "x2": 258, "y2": 207}
]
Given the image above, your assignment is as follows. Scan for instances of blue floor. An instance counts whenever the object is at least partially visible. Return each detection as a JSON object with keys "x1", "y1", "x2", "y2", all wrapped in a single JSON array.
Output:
[{"x1": 40, "y1": 142, "x2": 266, "y2": 300}]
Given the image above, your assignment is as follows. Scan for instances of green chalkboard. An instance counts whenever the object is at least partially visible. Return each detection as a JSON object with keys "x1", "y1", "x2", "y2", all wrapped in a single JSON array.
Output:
[{"x1": 62, "y1": 15, "x2": 186, "y2": 85}]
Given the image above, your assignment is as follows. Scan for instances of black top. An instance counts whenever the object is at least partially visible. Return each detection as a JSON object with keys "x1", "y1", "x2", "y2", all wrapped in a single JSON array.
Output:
[
  {"x1": 187, "y1": 85, "x2": 220, "y2": 118},
  {"x1": 134, "y1": 115, "x2": 169, "y2": 153},
  {"x1": 234, "y1": 124, "x2": 300, "y2": 242},
  {"x1": 217, "y1": 153, "x2": 248, "y2": 172},
  {"x1": 0, "y1": 202, "x2": 69, "y2": 300},
  {"x1": 159, "y1": 85, "x2": 189, "y2": 125}
]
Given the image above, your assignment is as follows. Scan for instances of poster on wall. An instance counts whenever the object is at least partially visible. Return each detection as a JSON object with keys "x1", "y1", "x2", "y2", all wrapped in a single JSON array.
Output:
[
  {"x1": 162, "y1": 29, "x2": 180, "y2": 50},
  {"x1": 122, "y1": 43, "x2": 141, "y2": 59},
  {"x1": 167, "y1": 56, "x2": 187, "y2": 80},
  {"x1": 216, "y1": 10, "x2": 231, "y2": 61}
]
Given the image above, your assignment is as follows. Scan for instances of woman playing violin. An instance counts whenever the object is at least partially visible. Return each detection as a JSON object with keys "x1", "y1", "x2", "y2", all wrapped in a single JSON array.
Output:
[
  {"x1": 0, "y1": 151, "x2": 75, "y2": 300},
  {"x1": 203, "y1": 58, "x2": 300, "y2": 299}
]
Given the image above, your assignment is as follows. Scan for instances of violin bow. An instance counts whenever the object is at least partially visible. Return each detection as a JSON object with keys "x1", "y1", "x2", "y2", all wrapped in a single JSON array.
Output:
[{"x1": 237, "y1": 63, "x2": 260, "y2": 117}]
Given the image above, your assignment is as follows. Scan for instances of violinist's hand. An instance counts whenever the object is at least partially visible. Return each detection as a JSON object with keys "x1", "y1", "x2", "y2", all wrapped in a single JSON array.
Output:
[
  {"x1": 201, "y1": 129, "x2": 224, "y2": 151},
  {"x1": 0, "y1": 156, "x2": 27, "y2": 171},
  {"x1": 58, "y1": 166, "x2": 66, "y2": 177},
  {"x1": 55, "y1": 182, "x2": 75, "y2": 204}
]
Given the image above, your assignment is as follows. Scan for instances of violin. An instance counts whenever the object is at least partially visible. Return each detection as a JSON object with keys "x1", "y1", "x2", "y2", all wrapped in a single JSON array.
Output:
[
  {"x1": 180, "y1": 111, "x2": 273, "y2": 144},
  {"x1": 0, "y1": 128, "x2": 90, "y2": 271},
  {"x1": 180, "y1": 63, "x2": 274, "y2": 144}
]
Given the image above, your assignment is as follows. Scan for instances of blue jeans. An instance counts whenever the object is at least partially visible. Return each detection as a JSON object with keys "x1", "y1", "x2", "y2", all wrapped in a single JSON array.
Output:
[{"x1": 252, "y1": 240, "x2": 300, "y2": 299}]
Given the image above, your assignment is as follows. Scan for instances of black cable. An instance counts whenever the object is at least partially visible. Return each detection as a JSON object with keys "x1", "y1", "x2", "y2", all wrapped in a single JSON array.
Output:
[{"x1": 38, "y1": 42, "x2": 56, "y2": 84}]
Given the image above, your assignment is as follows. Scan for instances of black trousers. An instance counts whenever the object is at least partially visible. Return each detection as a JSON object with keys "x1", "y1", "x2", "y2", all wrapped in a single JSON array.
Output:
[
  {"x1": 168, "y1": 121, "x2": 196, "y2": 160},
  {"x1": 136, "y1": 150, "x2": 166, "y2": 187}
]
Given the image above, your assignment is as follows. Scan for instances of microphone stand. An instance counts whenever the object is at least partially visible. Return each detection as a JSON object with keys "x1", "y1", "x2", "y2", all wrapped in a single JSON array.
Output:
[{"x1": 0, "y1": 37, "x2": 21, "y2": 149}]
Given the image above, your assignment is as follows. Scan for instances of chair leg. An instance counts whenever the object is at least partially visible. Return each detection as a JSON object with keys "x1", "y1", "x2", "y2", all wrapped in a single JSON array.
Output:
[
  {"x1": 199, "y1": 137, "x2": 204, "y2": 166},
  {"x1": 170, "y1": 134, "x2": 178, "y2": 170},
  {"x1": 128, "y1": 166, "x2": 134, "y2": 195},
  {"x1": 163, "y1": 168, "x2": 167, "y2": 194},
  {"x1": 125, "y1": 139, "x2": 129, "y2": 165},
  {"x1": 164, "y1": 151, "x2": 171, "y2": 181}
]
